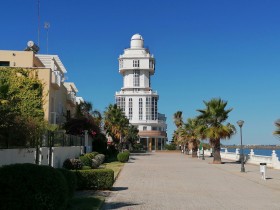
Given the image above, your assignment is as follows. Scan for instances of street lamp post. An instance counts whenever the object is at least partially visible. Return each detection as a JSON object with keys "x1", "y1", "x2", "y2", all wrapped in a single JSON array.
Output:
[{"x1": 237, "y1": 120, "x2": 245, "y2": 172}]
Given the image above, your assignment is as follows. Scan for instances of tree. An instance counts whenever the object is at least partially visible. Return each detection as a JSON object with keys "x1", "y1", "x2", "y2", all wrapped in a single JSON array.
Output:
[
  {"x1": 273, "y1": 119, "x2": 280, "y2": 139},
  {"x1": 173, "y1": 111, "x2": 183, "y2": 128},
  {"x1": 122, "y1": 125, "x2": 139, "y2": 151},
  {"x1": 63, "y1": 101, "x2": 100, "y2": 138},
  {"x1": 0, "y1": 67, "x2": 45, "y2": 147},
  {"x1": 181, "y1": 118, "x2": 201, "y2": 157},
  {"x1": 103, "y1": 104, "x2": 138, "y2": 151},
  {"x1": 103, "y1": 104, "x2": 129, "y2": 143},
  {"x1": 172, "y1": 111, "x2": 185, "y2": 150},
  {"x1": 197, "y1": 98, "x2": 236, "y2": 164}
]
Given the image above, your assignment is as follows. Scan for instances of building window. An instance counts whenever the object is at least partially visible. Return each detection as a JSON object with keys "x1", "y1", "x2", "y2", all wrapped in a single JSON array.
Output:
[
  {"x1": 133, "y1": 70, "x2": 140, "y2": 86},
  {"x1": 152, "y1": 97, "x2": 158, "y2": 120},
  {"x1": 143, "y1": 126, "x2": 147, "y2": 131},
  {"x1": 146, "y1": 97, "x2": 151, "y2": 120},
  {"x1": 139, "y1": 98, "x2": 143, "y2": 120},
  {"x1": 119, "y1": 59, "x2": 123, "y2": 68},
  {"x1": 116, "y1": 97, "x2": 126, "y2": 112},
  {"x1": 149, "y1": 72, "x2": 151, "y2": 87},
  {"x1": 133, "y1": 60, "x2": 139, "y2": 67},
  {"x1": 129, "y1": 98, "x2": 133, "y2": 120},
  {"x1": 0, "y1": 61, "x2": 10, "y2": 66}
]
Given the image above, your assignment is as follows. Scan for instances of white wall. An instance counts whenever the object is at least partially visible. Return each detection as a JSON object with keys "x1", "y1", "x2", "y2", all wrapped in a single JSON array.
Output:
[
  {"x1": 0, "y1": 148, "x2": 36, "y2": 166},
  {"x1": 0, "y1": 146, "x2": 83, "y2": 168}
]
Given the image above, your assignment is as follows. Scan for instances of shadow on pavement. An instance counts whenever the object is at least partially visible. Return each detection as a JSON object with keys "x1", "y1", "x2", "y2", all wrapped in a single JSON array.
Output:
[
  {"x1": 111, "y1": 187, "x2": 128, "y2": 191},
  {"x1": 130, "y1": 153, "x2": 153, "y2": 156},
  {"x1": 222, "y1": 161, "x2": 240, "y2": 164},
  {"x1": 103, "y1": 202, "x2": 141, "y2": 209}
]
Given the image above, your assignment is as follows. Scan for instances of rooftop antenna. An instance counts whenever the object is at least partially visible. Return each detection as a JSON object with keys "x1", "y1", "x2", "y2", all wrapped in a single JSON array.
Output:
[
  {"x1": 37, "y1": 0, "x2": 40, "y2": 46},
  {"x1": 44, "y1": 22, "x2": 50, "y2": 54}
]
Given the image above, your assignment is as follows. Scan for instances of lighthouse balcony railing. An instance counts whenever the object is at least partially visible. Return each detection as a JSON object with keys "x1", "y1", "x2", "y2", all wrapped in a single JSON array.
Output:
[{"x1": 116, "y1": 90, "x2": 157, "y2": 95}]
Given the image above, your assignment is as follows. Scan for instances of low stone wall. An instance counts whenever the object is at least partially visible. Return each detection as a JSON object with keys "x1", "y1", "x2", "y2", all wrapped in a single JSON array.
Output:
[{"x1": 203, "y1": 148, "x2": 280, "y2": 169}]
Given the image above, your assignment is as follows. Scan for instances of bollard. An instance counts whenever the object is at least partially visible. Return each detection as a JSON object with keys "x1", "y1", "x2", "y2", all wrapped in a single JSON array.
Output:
[{"x1": 260, "y1": 163, "x2": 267, "y2": 180}]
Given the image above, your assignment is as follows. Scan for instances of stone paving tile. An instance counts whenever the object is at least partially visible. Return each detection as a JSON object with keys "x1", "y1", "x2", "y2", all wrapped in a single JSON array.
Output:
[{"x1": 102, "y1": 153, "x2": 280, "y2": 210}]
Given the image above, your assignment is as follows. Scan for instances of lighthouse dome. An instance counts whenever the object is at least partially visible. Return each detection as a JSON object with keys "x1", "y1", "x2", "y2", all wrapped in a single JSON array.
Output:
[{"x1": 130, "y1": 33, "x2": 144, "y2": 49}]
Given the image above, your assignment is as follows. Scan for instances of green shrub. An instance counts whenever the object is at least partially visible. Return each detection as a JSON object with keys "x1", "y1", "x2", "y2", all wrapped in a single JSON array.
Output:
[
  {"x1": 165, "y1": 143, "x2": 177, "y2": 150},
  {"x1": 73, "y1": 169, "x2": 114, "y2": 190},
  {"x1": 86, "y1": 152, "x2": 99, "y2": 159},
  {"x1": 63, "y1": 158, "x2": 83, "y2": 170},
  {"x1": 95, "y1": 154, "x2": 105, "y2": 165},
  {"x1": 57, "y1": 168, "x2": 77, "y2": 199},
  {"x1": 0, "y1": 163, "x2": 68, "y2": 210},
  {"x1": 91, "y1": 159, "x2": 100, "y2": 169},
  {"x1": 82, "y1": 166, "x2": 92, "y2": 170},
  {"x1": 79, "y1": 155, "x2": 92, "y2": 167},
  {"x1": 117, "y1": 152, "x2": 130, "y2": 162}
]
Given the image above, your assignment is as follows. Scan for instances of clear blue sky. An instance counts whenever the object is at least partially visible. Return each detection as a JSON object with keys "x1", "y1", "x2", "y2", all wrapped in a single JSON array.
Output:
[{"x1": 1, "y1": 0, "x2": 280, "y2": 145}]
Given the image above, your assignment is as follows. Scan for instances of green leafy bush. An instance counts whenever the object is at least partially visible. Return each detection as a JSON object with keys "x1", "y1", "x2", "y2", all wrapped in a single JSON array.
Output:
[
  {"x1": 117, "y1": 152, "x2": 130, "y2": 162},
  {"x1": 165, "y1": 143, "x2": 177, "y2": 150},
  {"x1": 82, "y1": 166, "x2": 92, "y2": 170},
  {"x1": 63, "y1": 158, "x2": 83, "y2": 170},
  {"x1": 91, "y1": 159, "x2": 100, "y2": 169},
  {"x1": 57, "y1": 168, "x2": 77, "y2": 199},
  {"x1": 73, "y1": 169, "x2": 114, "y2": 190},
  {"x1": 95, "y1": 154, "x2": 105, "y2": 165},
  {"x1": 79, "y1": 155, "x2": 92, "y2": 167},
  {"x1": 0, "y1": 163, "x2": 68, "y2": 210},
  {"x1": 86, "y1": 152, "x2": 99, "y2": 159}
]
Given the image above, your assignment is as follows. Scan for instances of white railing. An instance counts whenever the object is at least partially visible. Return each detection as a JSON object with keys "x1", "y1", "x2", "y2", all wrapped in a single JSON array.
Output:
[
  {"x1": 67, "y1": 91, "x2": 76, "y2": 104},
  {"x1": 202, "y1": 148, "x2": 280, "y2": 169},
  {"x1": 51, "y1": 71, "x2": 61, "y2": 87},
  {"x1": 116, "y1": 90, "x2": 158, "y2": 95}
]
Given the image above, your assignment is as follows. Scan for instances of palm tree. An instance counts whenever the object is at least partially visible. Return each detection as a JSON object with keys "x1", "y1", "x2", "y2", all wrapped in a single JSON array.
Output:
[
  {"x1": 173, "y1": 111, "x2": 184, "y2": 150},
  {"x1": 197, "y1": 98, "x2": 236, "y2": 164},
  {"x1": 273, "y1": 119, "x2": 280, "y2": 139},
  {"x1": 103, "y1": 104, "x2": 129, "y2": 146},
  {"x1": 173, "y1": 111, "x2": 183, "y2": 128},
  {"x1": 181, "y1": 118, "x2": 201, "y2": 157}
]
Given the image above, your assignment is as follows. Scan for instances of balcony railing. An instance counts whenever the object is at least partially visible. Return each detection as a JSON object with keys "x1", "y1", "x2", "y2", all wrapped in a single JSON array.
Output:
[
  {"x1": 67, "y1": 92, "x2": 76, "y2": 106},
  {"x1": 51, "y1": 71, "x2": 61, "y2": 89},
  {"x1": 116, "y1": 90, "x2": 157, "y2": 95},
  {"x1": 50, "y1": 112, "x2": 65, "y2": 125}
]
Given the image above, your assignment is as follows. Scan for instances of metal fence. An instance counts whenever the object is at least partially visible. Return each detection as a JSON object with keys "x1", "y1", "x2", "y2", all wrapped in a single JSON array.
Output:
[{"x1": 0, "y1": 131, "x2": 84, "y2": 149}]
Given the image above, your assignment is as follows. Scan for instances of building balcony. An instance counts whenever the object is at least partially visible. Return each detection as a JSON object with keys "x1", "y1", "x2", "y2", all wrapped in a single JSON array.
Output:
[
  {"x1": 119, "y1": 67, "x2": 154, "y2": 74},
  {"x1": 67, "y1": 92, "x2": 76, "y2": 106},
  {"x1": 50, "y1": 112, "x2": 65, "y2": 125},
  {"x1": 138, "y1": 130, "x2": 167, "y2": 138},
  {"x1": 116, "y1": 90, "x2": 158, "y2": 96},
  {"x1": 51, "y1": 71, "x2": 61, "y2": 90}
]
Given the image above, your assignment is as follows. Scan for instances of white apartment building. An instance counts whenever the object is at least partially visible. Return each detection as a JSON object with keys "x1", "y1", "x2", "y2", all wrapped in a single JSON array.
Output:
[{"x1": 115, "y1": 34, "x2": 167, "y2": 151}]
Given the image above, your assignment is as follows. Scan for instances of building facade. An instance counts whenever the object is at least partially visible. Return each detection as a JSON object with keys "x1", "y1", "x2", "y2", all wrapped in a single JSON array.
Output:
[
  {"x1": 0, "y1": 49, "x2": 81, "y2": 125},
  {"x1": 115, "y1": 34, "x2": 167, "y2": 151}
]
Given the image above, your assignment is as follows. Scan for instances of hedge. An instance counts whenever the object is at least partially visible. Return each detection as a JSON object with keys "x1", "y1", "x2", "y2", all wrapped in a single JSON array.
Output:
[
  {"x1": 79, "y1": 155, "x2": 92, "y2": 167},
  {"x1": 117, "y1": 152, "x2": 130, "y2": 162},
  {"x1": 0, "y1": 163, "x2": 68, "y2": 210},
  {"x1": 57, "y1": 168, "x2": 77, "y2": 199},
  {"x1": 73, "y1": 169, "x2": 114, "y2": 190}
]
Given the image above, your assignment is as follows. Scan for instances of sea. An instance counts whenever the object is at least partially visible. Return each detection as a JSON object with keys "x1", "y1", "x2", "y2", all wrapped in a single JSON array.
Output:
[{"x1": 223, "y1": 148, "x2": 280, "y2": 157}]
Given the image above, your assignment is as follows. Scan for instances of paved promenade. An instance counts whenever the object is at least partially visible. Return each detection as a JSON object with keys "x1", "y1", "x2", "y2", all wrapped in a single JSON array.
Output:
[{"x1": 103, "y1": 152, "x2": 280, "y2": 210}]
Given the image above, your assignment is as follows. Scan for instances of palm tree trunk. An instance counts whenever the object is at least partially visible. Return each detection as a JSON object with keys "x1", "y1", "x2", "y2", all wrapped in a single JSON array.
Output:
[{"x1": 213, "y1": 139, "x2": 221, "y2": 164}]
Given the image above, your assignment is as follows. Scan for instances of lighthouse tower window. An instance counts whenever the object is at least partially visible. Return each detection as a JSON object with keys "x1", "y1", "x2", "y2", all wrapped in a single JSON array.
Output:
[
  {"x1": 129, "y1": 98, "x2": 133, "y2": 120},
  {"x1": 133, "y1": 70, "x2": 140, "y2": 87},
  {"x1": 116, "y1": 97, "x2": 126, "y2": 112},
  {"x1": 133, "y1": 60, "x2": 140, "y2": 67},
  {"x1": 139, "y1": 98, "x2": 143, "y2": 120}
]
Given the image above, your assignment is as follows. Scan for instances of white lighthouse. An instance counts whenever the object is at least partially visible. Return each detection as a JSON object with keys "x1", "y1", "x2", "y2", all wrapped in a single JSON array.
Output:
[{"x1": 115, "y1": 34, "x2": 167, "y2": 151}]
